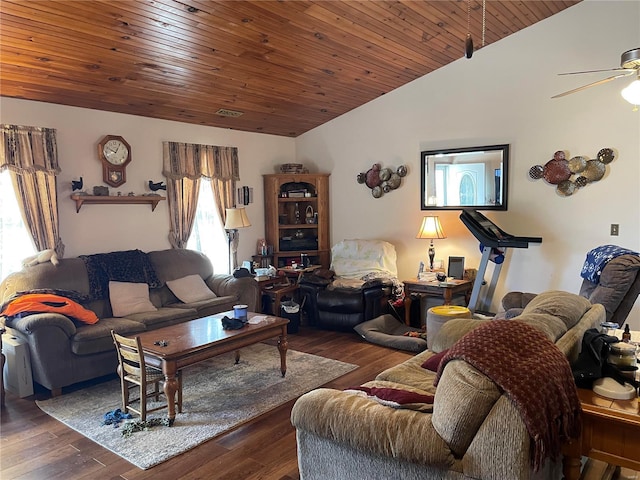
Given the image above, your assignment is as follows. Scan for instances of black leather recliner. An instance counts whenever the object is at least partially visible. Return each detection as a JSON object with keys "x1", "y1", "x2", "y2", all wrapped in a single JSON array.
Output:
[
  {"x1": 299, "y1": 278, "x2": 392, "y2": 330},
  {"x1": 298, "y1": 239, "x2": 400, "y2": 331}
]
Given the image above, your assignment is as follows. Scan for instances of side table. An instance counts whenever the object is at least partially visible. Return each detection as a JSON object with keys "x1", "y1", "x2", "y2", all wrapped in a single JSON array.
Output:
[
  {"x1": 562, "y1": 388, "x2": 639, "y2": 480},
  {"x1": 256, "y1": 276, "x2": 298, "y2": 316},
  {"x1": 402, "y1": 279, "x2": 473, "y2": 326}
]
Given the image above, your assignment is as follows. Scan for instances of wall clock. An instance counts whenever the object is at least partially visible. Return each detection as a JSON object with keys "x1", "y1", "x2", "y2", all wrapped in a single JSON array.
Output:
[{"x1": 97, "y1": 135, "x2": 131, "y2": 187}]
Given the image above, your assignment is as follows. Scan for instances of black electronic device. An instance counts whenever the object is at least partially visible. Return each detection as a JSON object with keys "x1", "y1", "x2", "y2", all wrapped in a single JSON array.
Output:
[
  {"x1": 448, "y1": 256, "x2": 465, "y2": 280},
  {"x1": 460, "y1": 209, "x2": 542, "y2": 248}
]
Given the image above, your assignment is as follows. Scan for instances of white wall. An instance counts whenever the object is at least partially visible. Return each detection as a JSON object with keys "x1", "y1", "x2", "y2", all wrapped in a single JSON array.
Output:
[
  {"x1": 0, "y1": 98, "x2": 295, "y2": 267},
  {"x1": 296, "y1": 1, "x2": 640, "y2": 329}
]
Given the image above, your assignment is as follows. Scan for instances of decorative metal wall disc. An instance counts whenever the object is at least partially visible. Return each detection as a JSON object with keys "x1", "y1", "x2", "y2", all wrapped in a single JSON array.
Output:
[
  {"x1": 568, "y1": 156, "x2": 587, "y2": 173},
  {"x1": 597, "y1": 148, "x2": 615, "y2": 164},
  {"x1": 556, "y1": 180, "x2": 576, "y2": 196},
  {"x1": 583, "y1": 159, "x2": 606, "y2": 181},
  {"x1": 543, "y1": 159, "x2": 571, "y2": 184},
  {"x1": 529, "y1": 147, "x2": 616, "y2": 196},
  {"x1": 529, "y1": 165, "x2": 544, "y2": 179}
]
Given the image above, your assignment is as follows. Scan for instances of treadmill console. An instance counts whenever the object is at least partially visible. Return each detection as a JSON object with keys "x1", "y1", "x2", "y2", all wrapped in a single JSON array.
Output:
[{"x1": 460, "y1": 210, "x2": 542, "y2": 248}]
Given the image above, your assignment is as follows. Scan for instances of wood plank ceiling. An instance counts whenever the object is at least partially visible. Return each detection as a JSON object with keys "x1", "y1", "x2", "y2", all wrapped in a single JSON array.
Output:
[{"x1": 0, "y1": 0, "x2": 580, "y2": 137}]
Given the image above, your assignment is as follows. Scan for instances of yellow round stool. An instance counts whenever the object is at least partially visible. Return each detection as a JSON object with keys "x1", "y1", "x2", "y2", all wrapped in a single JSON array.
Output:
[{"x1": 426, "y1": 305, "x2": 472, "y2": 349}]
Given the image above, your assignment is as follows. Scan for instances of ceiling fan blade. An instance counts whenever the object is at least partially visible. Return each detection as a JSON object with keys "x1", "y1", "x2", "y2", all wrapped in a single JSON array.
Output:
[
  {"x1": 558, "y1": 67, "x2": 635, "y2": 76},
  {"x1": 552, "y1": 71, "x2": 635, "y2": 99}
]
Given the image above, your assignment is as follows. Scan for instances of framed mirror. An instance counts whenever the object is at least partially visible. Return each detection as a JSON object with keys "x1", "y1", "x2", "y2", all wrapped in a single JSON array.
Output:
[{"x1": 420, "y1": 144, "x2": 509, "y2": 211}]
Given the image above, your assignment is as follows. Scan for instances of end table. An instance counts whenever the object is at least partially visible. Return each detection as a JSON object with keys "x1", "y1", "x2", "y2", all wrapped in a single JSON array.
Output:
[{"x1": 402, "y1": 279, "x2": 473, "y2": 326}]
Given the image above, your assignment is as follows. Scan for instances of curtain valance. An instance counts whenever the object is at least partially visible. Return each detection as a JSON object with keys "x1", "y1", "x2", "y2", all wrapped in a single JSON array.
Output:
[
  {"x1": 0, "y1": 124, "x2": 60, "y2": 175},
  {"x1": 162, "y1": 142, "x2": 239, "y2": 181}
]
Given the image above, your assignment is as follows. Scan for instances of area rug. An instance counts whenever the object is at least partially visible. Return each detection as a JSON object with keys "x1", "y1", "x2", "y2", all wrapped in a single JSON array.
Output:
[{"x1": 36, "y1": 343, "x2": 357, "y2": 470}]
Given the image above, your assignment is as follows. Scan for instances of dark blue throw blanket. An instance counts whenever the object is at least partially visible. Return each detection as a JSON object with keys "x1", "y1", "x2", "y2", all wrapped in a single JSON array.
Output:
[
  {"x1": 580, "y1": 244, "x2": 640, "y2": 284},
  {"x1": 79, "y1": 249, "x2": 161, "y2": 300}
]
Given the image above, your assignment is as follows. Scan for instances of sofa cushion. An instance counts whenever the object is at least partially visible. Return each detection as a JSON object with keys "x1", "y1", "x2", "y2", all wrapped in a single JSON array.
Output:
[
  {"x1": 166, "y1": 274, "x2": 217, "y2": 303},
  {"x1": 71, "y1": 317, "x2": 147, "y2": 355},
  {"x1": 125, "y1": 306, "x2": 197, "y2": 327},
  {"x1": 521, "y1": 290, "x2": 592, "y2": 332},
  {"x1": 167, "y1": 295, "x2": 236, "y2": 313},
  {"x1": 431, "y1": 360, "x2": 501, "y2": 457},
  {"x1": 109, "y1": 281, "x2": 157, "y2": 317},
  {"x1": 149, "y1": 249, "x2": 214, "y2": 284},
  {"x1": 376, "y1": 349, "x2": 439, "y2": 394},
  {"x1": 517, "y1": 313, "x2": 569, "y2": 342},
  {"x1": 430, "y1": 318, "x2": 489, "y2": 353}
]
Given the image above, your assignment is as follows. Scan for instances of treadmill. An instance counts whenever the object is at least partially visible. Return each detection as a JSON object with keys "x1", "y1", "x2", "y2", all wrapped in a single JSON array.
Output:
[{"x1": 460, "y1": 209, "x2": 542, "y2": 314}]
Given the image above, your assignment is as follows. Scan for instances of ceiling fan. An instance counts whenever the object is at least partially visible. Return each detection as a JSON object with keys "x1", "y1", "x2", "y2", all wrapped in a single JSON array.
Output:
[{"x1": 552, "y1": 48, "x2": 640, "y2": 107}]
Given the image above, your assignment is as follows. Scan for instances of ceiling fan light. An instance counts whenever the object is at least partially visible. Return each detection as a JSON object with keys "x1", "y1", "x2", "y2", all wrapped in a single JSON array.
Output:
[{"x1": 621, "y1": 79, "x2": 640, "y2": 106}]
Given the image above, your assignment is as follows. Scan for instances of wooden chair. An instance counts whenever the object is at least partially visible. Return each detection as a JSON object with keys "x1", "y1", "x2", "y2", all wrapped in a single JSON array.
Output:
[{"x1": 111, "y1": 331, "x2": 182, "y2": 421}]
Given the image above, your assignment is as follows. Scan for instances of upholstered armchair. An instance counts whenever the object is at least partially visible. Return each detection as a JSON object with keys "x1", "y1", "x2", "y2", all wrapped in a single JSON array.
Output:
[
  {"x1": 299, "y1": 239, "x2": 401, "y2": 331},
  {"x1": 499, "y1": 247, "x2": 640, "y2": 327}
]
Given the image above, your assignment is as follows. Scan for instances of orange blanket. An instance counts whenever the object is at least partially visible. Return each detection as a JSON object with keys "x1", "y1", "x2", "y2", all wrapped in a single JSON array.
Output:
[{"x1": 1, "y1": 293, "x2": 99, "y2": 324}]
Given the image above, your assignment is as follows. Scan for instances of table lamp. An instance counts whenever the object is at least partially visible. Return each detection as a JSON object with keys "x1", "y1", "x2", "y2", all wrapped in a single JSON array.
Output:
[
  {"x1": 416, "y1": 216, "x2": 446, "y2": 271},
  {"x1": 224, "y1": 207, "x2": 251, "y2": 273}
]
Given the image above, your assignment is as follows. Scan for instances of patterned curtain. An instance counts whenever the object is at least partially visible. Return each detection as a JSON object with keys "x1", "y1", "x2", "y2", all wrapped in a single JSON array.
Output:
[
  {"x1": 162, "y1": 142, "x2": 239, "y2": 249},
  {"x1": 0, "y1": 124, "x2": 65, "y2": 257}
]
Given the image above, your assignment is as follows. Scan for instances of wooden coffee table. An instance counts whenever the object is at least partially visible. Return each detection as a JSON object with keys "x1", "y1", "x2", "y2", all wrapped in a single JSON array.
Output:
[{"x1": 136, "y1": 311, "x2": 289, "y2": 424}]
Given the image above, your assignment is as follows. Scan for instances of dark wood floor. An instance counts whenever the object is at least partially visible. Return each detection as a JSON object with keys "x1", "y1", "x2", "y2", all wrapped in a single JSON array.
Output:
[{"x1": 0, "y1": 327, "x2": 413, "y2": 480}]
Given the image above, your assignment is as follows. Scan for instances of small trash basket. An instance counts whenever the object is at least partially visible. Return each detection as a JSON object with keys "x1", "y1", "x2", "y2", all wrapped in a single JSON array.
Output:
[
  {"x1": 281, "y1": 300, "x2": 301, "y2": 334},
  {"x1": 426, "y1": 305, "x2": 471, "y2": 349}
]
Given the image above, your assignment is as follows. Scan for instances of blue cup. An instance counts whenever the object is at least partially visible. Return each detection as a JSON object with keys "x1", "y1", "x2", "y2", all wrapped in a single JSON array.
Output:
[{"x1": 233, "y1": 304, "x2": 248, "y2": 322}]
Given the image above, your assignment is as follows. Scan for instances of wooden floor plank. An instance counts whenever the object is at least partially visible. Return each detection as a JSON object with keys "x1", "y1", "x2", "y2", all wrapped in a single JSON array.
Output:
[{"x1": 0, "y1": 328, "x2": 410, "y2": 479}]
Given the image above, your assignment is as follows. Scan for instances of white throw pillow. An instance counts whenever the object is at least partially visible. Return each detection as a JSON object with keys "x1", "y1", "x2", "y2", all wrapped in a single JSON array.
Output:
[
  {"x1": 109, "y1": 281, "x2": 157, "y2": 317},
  {"x1": 166, "y1": 274, "x2": 217, "y2": 303}
]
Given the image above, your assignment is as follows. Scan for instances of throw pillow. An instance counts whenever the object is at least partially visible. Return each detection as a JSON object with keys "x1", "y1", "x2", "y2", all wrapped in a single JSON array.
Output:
[
  {"x1": 421, "y1": 349, "x2": 449, "y2": 372},
  {"x1": 166, "y1": 274, "x2": 217, "y2": 303},
  {"x1": 109, "y1": 281, "x2": 157, "y2": 317}
]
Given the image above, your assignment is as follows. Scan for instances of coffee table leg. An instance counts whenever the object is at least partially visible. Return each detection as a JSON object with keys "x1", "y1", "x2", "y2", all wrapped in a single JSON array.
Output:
[
  {"x1": 278, "y1": 328, "x2": 288, "y2": 377},
  {"x1": 162, "y1": 362, "x2": 179, "y2": 425},
  {"x1": 235, "y1": 350, "x2": 240, "y2": 364}
]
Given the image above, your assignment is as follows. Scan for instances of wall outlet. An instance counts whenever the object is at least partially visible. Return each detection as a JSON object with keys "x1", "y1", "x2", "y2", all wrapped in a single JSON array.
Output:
[{"x1": 610, "y1": 224, "x2": 619, "y2": 236}]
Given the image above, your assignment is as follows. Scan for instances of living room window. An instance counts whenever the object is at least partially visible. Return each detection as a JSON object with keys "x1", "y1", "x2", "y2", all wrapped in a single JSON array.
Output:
[
  {"x1": 186, "y1": 178, "x2": 229, "y2": 274},
  {"x1": 0, "y1": 170, "x2": 36, "y2": 280}
]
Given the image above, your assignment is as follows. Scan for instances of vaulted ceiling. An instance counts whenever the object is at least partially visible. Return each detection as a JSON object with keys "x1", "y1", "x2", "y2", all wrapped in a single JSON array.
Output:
[{"x1": 0, "y1": 1, "x2": 579, "y2": 137}]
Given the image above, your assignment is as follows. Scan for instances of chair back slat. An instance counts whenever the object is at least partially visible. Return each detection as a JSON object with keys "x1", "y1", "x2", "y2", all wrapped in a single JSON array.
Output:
[{"x1": 112, "y1": 332, "x2": 147, "y2": 381}]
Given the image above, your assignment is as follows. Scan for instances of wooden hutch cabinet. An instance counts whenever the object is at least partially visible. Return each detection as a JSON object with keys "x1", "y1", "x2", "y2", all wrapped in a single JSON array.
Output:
[{"x1": 263, "y1": 173, "x2": 330, "y2": 268}]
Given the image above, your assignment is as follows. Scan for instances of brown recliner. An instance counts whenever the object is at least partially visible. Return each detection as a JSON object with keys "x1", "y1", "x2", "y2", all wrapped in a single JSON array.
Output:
[{"x1": 500, "y1": 252, "x2": 640, "y2": 327}]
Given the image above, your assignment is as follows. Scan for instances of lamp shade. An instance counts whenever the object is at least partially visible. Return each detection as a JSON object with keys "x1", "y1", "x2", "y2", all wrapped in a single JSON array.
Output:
[
  {"x1": 224, "y1": 207, "x2": 251, "y2": 230},
  {"x1": 621, "y1": 77, "x2": 640, "y2": 107},
  {"x1": 416, "y1": 216, "x2": 446, "y2": 240}
]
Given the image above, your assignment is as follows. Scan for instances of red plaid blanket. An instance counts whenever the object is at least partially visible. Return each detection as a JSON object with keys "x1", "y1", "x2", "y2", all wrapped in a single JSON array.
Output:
[{"x1": 434, "y1": 320, "x2": 582, "y2": 471}]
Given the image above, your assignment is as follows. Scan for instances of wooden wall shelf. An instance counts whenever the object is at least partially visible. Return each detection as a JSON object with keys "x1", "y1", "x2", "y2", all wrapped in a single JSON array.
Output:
[{"x1": 70, "y1": 194, "x2": 166, "y2": 212}]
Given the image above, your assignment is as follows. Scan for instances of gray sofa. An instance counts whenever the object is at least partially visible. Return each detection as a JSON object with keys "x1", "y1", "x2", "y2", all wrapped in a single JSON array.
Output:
[
  {"x1": 291, "y1": 291, "x2": 605, "y2": 480},
  {"x1": 0, "y1": 248, "x2": 260, "y2": 396}
]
